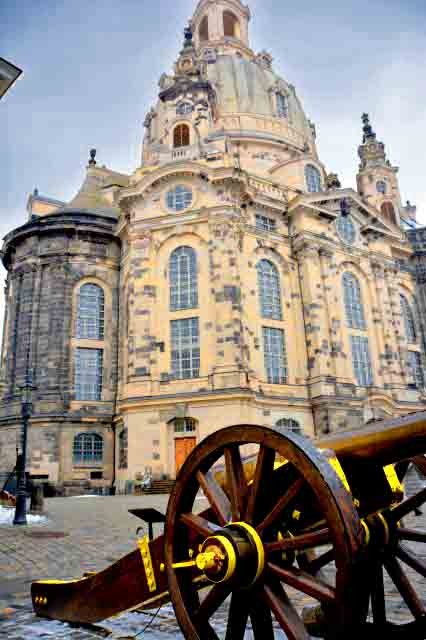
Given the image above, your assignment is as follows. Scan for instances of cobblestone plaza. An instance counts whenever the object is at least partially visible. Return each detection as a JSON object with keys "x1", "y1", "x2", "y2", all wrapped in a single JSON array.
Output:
[{"x1": 0, "y1": 495, "x2": 424, "y2": 639}]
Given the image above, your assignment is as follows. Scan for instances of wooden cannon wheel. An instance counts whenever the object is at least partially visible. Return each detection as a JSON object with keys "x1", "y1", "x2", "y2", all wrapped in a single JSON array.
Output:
[
  {"x1": 357, "y1": 454, "x2": 426, "y2": 637},
  {"x1": 164, "y1": 425, "x2": 366, "y2": 639}
]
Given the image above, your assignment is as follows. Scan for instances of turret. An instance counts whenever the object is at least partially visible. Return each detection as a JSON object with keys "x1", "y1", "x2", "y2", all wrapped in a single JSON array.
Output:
[{"x1": 356, "y1": 113, "x2": 403, "y2": 226}]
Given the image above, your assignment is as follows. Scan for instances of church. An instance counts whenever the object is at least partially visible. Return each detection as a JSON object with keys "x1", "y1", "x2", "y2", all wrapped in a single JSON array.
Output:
[{"x1": 1, "y1": 0, "x2": 425, "y2": 494}]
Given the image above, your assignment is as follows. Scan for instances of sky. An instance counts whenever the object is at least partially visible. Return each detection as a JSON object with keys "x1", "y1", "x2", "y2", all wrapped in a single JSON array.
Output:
[{"x1": 1, "y1": 0, "x2": 426, "y2": 325}]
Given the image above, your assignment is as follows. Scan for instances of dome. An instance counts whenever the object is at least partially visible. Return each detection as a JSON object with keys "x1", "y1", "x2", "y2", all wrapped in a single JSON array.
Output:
[{"x1": 205, "y1": 53, "x2": 311, "y2": 140}]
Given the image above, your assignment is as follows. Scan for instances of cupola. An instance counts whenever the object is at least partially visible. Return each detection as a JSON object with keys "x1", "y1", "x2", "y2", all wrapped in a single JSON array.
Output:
[{"x1": 191, "y1": 0, "x2": 251, "y2": 52}]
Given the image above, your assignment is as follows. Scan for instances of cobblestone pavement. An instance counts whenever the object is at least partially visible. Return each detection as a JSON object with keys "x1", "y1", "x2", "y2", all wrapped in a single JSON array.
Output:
[{"x1": 0, "y1": 495, "x2": 424, "y2": 639}]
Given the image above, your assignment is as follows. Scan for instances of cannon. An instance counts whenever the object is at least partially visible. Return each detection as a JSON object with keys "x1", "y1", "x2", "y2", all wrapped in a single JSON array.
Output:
[{"x1": 31, "y1": 413, "x2": 426, "y2": 639}]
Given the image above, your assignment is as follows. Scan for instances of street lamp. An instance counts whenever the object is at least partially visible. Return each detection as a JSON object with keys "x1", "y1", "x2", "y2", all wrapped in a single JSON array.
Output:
[
  {"x1": 0, "y1": 57, "x2": 22, "y2": 100},
  {"x1": 13, "y1": 372, "x2": 34, "y2": 526}
]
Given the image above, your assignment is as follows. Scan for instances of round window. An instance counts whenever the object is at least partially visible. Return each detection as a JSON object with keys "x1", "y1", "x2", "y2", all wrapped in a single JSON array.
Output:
[
  {"x1": 166, "y1": 185, "x2": 193, "y2": 212},
  {"x1": 336, "y1": 214, "x2": 356, "y2": 245}
]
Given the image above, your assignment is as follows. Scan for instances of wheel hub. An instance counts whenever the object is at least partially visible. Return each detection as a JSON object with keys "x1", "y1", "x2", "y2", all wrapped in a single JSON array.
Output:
[{"x1": 196, "y1": 522, "x2": 265, "y2": 587}]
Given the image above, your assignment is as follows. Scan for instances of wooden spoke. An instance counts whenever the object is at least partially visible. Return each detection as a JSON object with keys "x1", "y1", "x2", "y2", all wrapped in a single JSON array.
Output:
[
  {"x1": 257, "y1": 477, "x2": 305, "y2": 534},
  {"x1": 250, "y1": 592, "x2": 275, "y2": 640},
  {"x1": 180, "y1": 513, "x2": 221, "y2": 539},
  {"x1": 370, "y1": 562, "x2": 386, "y2": 626},
  {"x1": 196, "y1": 583, "x2": 232, "y2": 624},
  {"x1": 305, "y1": 548, "x2": 335, "y2": 575},
  {"x1": 397, "y1": 527, "x2": 426, "y2": 544},
  {"x1": 384, "y1": 556, "x2": 425, "y2": 619},
  {"x1": 196, "y1": 470, "x2": 231, "y2": 526},
  {"x1": 391, "y1": 488, "x2": 426, "y2": 523},
  {"x1": 263, "y1": 579, "x2": 310, "y2": 640},
  {"x1": 224, "y1": 446, "x2": 247, "y2": 521},
  {"x1": 245, "y1": 445, "x2": 276, "y2": 525},
  {"x1": 225, "y1": 592, "x2": 249, "y2": 640},
  {"x1": 395, "y1": 544, "x2": 426, "y2": 579},
  {"x1": 267, "y1": 561, "x2": 335, "y2": 604},
  {"x1": 265, "y1": 528, "x2": 331, "y2": 554}
]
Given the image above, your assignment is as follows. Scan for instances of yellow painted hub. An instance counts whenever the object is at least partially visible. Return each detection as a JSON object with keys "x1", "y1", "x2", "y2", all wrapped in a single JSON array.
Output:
[{"x1": 229, "y1": 522, "x2": 265, "y2": 584}]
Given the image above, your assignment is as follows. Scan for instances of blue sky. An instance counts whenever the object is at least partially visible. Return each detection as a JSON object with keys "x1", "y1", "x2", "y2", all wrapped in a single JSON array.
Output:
[{"x1": 1, "y1": 0, "x2": 426, "y2": 317}]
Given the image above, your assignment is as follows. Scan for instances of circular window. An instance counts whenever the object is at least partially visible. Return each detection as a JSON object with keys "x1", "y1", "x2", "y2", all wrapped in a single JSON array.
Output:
[
  {"x1": 336, "y1": 214, "x2": 356, "y2": 245},
  {"x1": 166, "y1": 185, "x2": 193, "y2": 212}
]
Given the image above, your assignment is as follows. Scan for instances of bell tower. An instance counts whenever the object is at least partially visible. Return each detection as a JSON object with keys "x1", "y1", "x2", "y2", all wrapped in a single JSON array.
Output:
[
  {"x1": 356, "y1": 113, "x2": 403, "y2": 227},
  {"x1": 191, "y1": 0, "x2": 251, "y2": 53}
]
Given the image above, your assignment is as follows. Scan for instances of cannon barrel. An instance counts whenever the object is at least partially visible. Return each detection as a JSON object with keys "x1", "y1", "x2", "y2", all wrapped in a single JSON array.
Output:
[{"x1": 316, "y1": 410, "x2": 426, "y2": 467}]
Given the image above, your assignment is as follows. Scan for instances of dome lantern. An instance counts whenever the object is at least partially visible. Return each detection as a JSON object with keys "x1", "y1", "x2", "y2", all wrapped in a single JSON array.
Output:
[{"x1": 191, "y1": 0, "x2": 251, "y2": 53}]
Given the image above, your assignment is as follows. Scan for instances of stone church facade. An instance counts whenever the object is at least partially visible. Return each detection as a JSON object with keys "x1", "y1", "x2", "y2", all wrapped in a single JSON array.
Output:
[{"x1": 1, "y1": 0, "x2": 425, "y2": 494}]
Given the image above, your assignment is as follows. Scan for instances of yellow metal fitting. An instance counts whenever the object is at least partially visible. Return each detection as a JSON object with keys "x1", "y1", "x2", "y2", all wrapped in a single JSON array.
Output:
[
  {"x1": 384, "y1": 465, "x2": 403, "y2": 499},
  {"x1": 361, "y1": 519, "x2": 370, "y2": 547},
  {"x1": 292, "y1": 510, "x2": 301, "y2": 521},
  {"x1": 137, "y1": 536, "x2": 157, "y2": 593},
  {"x1": 196, "y1": 551, "x2": 218, "y2": 572}
]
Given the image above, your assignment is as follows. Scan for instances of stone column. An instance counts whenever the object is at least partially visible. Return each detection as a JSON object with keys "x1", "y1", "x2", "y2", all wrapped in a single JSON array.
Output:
[
  {"x1": 295, "y1": 243, "x2": 332, "y2": 387},
  {"x1": 209, "y1": 216, "x2": 247, "y2": 389},
  {"x1": 384, "y1": 266, "x2": 406, "y2": 386}
]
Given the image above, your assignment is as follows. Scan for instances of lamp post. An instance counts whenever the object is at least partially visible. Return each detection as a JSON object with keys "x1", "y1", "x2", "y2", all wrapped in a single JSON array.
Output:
[{"x1": 13, "y1": 372, "x2": 34, "y2": 526}]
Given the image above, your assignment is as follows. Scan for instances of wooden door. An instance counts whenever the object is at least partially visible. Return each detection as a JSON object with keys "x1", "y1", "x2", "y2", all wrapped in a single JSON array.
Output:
[{"x1": 175, "y1": 438, "x2": 196, "y2": 475}]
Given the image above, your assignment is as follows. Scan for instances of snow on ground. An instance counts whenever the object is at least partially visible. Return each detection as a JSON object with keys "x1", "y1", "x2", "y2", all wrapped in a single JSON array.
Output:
[{"x1": 0, "y1": 505, "x2": 47, "y2": 526}]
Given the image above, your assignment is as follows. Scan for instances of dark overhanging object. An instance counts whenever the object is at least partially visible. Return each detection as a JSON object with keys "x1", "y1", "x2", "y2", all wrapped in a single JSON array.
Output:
[
  {"x1": 128, "y1": 507, "x2": 166, "y2": 541},
  {"x1": 31, "y1": 413, "x2": 426, "y2": 638}
]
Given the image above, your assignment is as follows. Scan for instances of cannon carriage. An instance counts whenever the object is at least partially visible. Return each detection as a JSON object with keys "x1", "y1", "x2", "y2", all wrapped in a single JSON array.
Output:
[{"x1": 32, "y1": 413, "x2": 426, "y2": 639}]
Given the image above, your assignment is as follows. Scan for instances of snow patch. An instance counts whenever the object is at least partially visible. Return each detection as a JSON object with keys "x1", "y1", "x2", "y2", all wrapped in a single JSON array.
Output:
[{"x1": 0, "y1": 505, "x2": 47, "y2": 526}]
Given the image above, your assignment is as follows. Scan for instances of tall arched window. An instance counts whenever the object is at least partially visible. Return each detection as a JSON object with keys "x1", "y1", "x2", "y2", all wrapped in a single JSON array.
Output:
[
  {"x1": 76, "y1": 283, "x2": 104, "y2": 339},
  {"x1": 275, "y1": 418, "x2": 302, "y2": 435},
  {"x1": 376, "y1": 180, "x2": 386, "y2": 194},
  {"x1": 170, "y1": 247, "x2": 198, "y2": 311},
  {"x1": 343, "y1": 273, "x2": 366, "y2": 330},
  {"x1": 381, "y1": 202, "x2": 396, "y2": 224},
  {"x1": 305, "y1": 165, "x2": 321, "y2": 193},
  {"x1": 276, "y1": 93, "x2": 288, "y2": 118},
  {"x1": 257, "y1": 259, "x2": 282, "y2": 320},
  {"x1": 199, "y1": 15, "x2": 209, "y2": 41},
  {"x1": 223, "y1": 11, "x2": 240, "y2": 38},
  {"x1": 73, "y1": 433, "x2": 103, "y2": 465},
  {"x1": 400, "y1": 294, "x2": 417, "y2": 343},
  {"x1": 173, "y1": 124, "x2": 190, "y2": 148},
  {"x1": 118, "y1": 428, "x2": 128, "y2": 469}
]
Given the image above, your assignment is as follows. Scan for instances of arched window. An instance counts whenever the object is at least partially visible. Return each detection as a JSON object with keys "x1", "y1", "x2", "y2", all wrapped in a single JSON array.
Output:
[
  {"x1": 400, "y1": 295, "x2": 417, "y2": 343},
  {"x1": 173, "y1": 124, "x2": 190, "y2": 148},
  {"x1": 343, "y1": 273, "x2": 366, "y2": 330},
  {"x1": 118, "y1": 428, "x2": 128, "y2": 469},
  {"x1": 275, "y1": 418, "x2": 302, "y2": 435},
  {"x1": 276, "y1": 93, "x2": 288, "y2": 118},
  {"x1": 257, "y1": 260, "x2": 282, "y2": 320},
  {"x1": 76, "y1": 283, "x2": 104, "y2": 339},
  {"x1": 176, "y1": 102, "x2": 193, "y2": 116},
  {"x1": 376, "y1": 180, "x2": 386, "y2": 194},
  {"x1": 170, "y1": 247, "x2": 198, "y2": 311},
  {"x1": 73, "y1": 433, "x2": 103, "y2": 465},
  {"x1": 336, "y1": 215, "x2": 356, "y2": 245},
  {"x1": 381, "y1": 201, "x2": 396, "y2": 224},
  {"x1": 305, "y1": 165, "x2": 321, "y2": 193},
  {"x1": 223, "y1": 11, "x2": 240, "y2": 38},
  {"x1": 199, "y1": 15, "x2": 209, "y2": 42}
]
